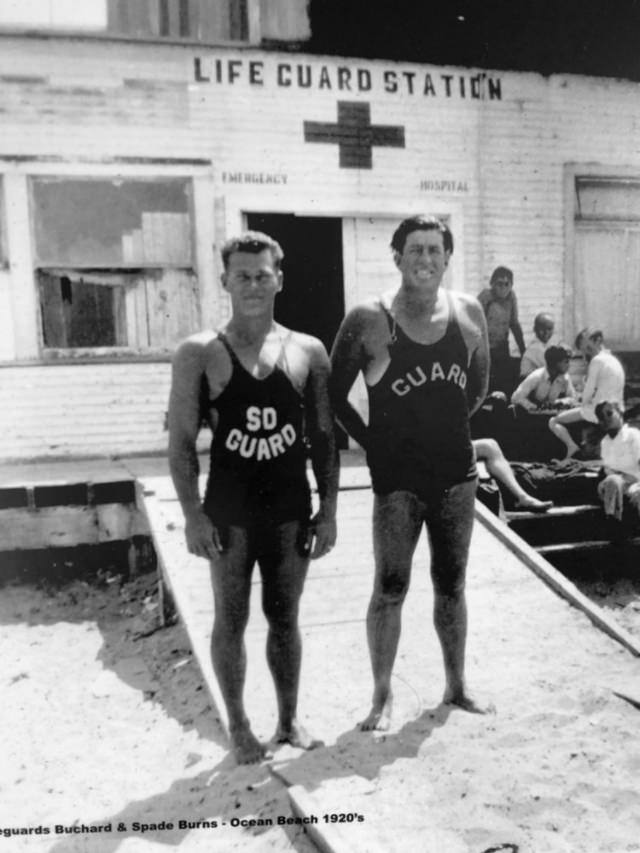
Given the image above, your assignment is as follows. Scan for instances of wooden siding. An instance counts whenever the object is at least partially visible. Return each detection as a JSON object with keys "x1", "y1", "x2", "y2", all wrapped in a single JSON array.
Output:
[
  {"x1": 0, "y1": 362, "x2": 210, "y2": 461},
  {"x1": 1, "y1": 36, "x2": 640, "y2": 456}
]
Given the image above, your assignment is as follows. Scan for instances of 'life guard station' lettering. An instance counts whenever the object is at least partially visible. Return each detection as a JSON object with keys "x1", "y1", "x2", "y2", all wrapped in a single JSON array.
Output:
[
  {"x1": 391, "y1": 362, "x2": 467, "y2": 396},
  {"x1": 225, "y1": 406, "x2": 297, "y2": 460}
]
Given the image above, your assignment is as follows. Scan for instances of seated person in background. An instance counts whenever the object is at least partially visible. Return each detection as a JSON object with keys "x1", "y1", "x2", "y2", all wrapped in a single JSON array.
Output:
[
  {"x1": 520, "y1": 312, "x2": 555, "y2": 378},
  {"x1": 474, "y1": 437, "x2": 553, "y2": 512},
  {"x1": 549, "y1": 328, "x2": 626, "y2": 459},
  {"x1": 478, "y1": 266, "x2": 525, "y2": 396},
  {"x1": 511, "y1": 344, "x2": 576, "y2": 412},
  {"x1": 595, "y1": 401, "x2": 640, "y2": 522}
]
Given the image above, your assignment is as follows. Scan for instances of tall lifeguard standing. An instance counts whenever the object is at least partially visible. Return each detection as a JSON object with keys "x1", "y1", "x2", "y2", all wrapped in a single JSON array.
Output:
[
  {"x1": 168, "y1": 232, "x2": 338, "y2": 764},
  {"x1": 330, "y1": 215, "x2": 493, "y2": 730}
]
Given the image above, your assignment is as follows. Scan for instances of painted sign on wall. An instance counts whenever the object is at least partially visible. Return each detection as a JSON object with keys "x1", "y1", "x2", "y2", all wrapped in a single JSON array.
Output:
[{"x1": 194, "y1": 57, "x2": 503, "y2": 101}]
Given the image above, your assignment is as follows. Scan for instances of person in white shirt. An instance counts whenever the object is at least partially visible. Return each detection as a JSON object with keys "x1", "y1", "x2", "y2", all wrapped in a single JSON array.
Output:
[
  {"x1": 520, "y1": 312, "x2": 555, "y2": 378},
  {"x1": 595, "y1": 400, "x2": 640, "y2": 521},
  {"x1": 512, "y1": 344, "x2": 576, "y2": 412},
  {"x1": 549, "y1": 328, "x2": 625, "y2": 459}
]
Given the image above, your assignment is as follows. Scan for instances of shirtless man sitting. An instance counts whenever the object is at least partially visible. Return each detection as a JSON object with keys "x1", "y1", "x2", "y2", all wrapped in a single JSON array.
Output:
[
  {"x1": 168, "y1": 231, "x2": 338, "y2": 763},
  {"x1": 511, "y1": 344, "x2": 576, "y2": 412}
]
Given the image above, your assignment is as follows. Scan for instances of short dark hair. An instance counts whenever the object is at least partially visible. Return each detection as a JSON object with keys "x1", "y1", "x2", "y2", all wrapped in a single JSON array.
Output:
[
  {"x1": 221, "y1": 231, "x2": 284, "y2": 271},
  {"x1": 490, "y1": 266, "x2": 514, "y2": 287},
  {"x1": 574, "y1": 327, "x2": 603, "y2": 349},
  {"x1": 595, "y1": 399, "x2": 622, "y2": 421},
  {"x1": 544, "y1": 344, "x2": 572, "y2": 371},
  {"x1": 390, "y1": 215, "x2": 453, "y2": 255}
]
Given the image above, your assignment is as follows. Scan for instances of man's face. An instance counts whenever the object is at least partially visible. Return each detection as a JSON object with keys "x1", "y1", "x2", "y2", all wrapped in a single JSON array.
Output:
[
  {"x1": 550, "y1": 356, "x2": 570, "y2": 378},
  {"x1": 597, "y1": 403, "x2": 623, "y2": 434},
  {"x1": 491, "y1": 276, "x2": 512, "y2": 300},
  {"x1": 222, "y1": 249, "x2": 282, "y2": 315},
  {"x1": 535, "y1": 320, "x2": 554, "y2": 344},
  {"x1": 395, "y1": 228, "x2": 449, "y2": 291},
  {"x1": 578, "y1": 335, "x2": 599, "y2": 360}
]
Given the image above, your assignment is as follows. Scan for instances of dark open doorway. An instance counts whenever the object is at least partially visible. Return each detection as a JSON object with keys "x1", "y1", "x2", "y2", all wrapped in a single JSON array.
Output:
[
  {"x1": 245, "y1": 213, "x2": 344, "y2": 354},
  {"x1": 245, "y1": 212, "x2": 348, "y2": 447}
]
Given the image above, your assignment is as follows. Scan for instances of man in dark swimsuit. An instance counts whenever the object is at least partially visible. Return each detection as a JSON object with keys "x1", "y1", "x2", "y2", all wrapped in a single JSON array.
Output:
[
  {"x1": 330, "y1": 215, "x2": 492, "y2": 730},
  {"x1": 168, "y1": 231, "x2": 338, "y2": 763}
]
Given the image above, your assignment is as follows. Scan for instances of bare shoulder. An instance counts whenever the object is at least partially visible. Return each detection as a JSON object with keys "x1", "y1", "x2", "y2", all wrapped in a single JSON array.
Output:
[
  {"x1": 451, "y1": 291, "x2": 487, "y2": 353},
  {"x1": 453, "y1": 291, "x2": 486, "y2": 327},
  {"x1": 286, "y1": 329, "x2": 330, "y2": 370},
  {"x1": 172, "y1": 330, "x2": 227, "y2": 370},
  {"x1": 453, "y1": 290, "x2": 483, "y2": 316},
  {"x1": 173, "y1": 330, "x2": 215, "y2": 360},
  {"x1": 348, "y1": 297, "x2": 386, "y2": 326},
  {"x1": 338, "y1": 298, "x2": 388, "y2": 342}
]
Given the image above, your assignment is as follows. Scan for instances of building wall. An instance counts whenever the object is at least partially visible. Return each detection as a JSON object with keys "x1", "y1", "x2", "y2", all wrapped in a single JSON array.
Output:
[
  {"x1": 1, "y1": 362, "x2": 171, "y2": 458},
  {"x1": 1, "y1": 34, "x2": 640, "y2": 459}
]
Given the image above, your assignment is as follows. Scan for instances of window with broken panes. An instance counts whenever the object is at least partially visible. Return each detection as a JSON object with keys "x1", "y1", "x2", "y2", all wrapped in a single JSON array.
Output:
[
  {"x1": 32, "y1": 177, "x2": 198, "y2": 351},
  {"x1": 0, "y1": 0, "x2": 248, "y2": 42}
]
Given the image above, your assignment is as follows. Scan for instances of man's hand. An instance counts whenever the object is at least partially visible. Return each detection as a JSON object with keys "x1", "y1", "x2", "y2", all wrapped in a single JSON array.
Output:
[
  {"x1": 305, "y1": 511, "x2": 337, "y2": 560},
  {"x1": 184, "y1": 509, "x2": 222, "y2": 560}
]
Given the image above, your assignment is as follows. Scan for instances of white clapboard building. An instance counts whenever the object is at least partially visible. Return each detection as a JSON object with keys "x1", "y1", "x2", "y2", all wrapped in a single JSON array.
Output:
[{"x1": 1, "y1": 0, "x2": 639, "y2": 459}]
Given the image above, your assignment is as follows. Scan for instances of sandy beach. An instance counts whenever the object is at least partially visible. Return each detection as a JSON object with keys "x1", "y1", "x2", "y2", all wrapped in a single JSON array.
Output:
[{"x1": 1, "y1": 495, "x2": 639, "y2": 853}]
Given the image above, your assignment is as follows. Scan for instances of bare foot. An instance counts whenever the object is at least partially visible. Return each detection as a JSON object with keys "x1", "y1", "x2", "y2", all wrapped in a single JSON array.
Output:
[
  {"x1": 230, "y1": 724, "x2": 272, "y2": 764},
  {"x1": 558, "y1": 444, "x2": 580, "y2": 462},
  {"x1": 513, "y1": 497, "x2": 553, "y2": 513},
  {"x1": 443, "y1": 688, "x2": 496, "y2": 715},
  {"x1": 359, "y1": 696, "x2": 393, "y2": 731},
  {"x1": 275, "y1": 720, "x2": 324, "y2": 750}
]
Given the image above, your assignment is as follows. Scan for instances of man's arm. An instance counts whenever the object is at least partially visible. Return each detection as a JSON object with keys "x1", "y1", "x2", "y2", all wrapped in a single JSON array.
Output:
[
  {"x1": 511, "y1": 371, "x2": 539, "y2": 411},
  {"x1": 168, "y1": 336, "x2": 220, "y2": 560},
  {"x1": 477, "y1": 289, "x2": 491, "y2": 314},
  {"x1": 581, "y1": 356, "x2": 601, "y2": 406},
  {"x1": 519, "y1": 345, "x2": 537, "y2": 378},
  {"x1": 460, "y1": 295, "x2": 490, "y2": 417},
  {"x1": 303, "y1": 340, "x2": 339, "y2": 559},
  {"x1": 329, "y1": 308, "x2": 371, "y2": 450},
  {"x1": 558, "y1": 375, "x2": 578, "y2": 406},
  {"x1": 509, "y1": 292, "x2": 526, "y2": 355}
]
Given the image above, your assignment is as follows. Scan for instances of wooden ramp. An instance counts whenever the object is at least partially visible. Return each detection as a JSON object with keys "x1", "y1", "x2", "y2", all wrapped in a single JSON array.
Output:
[{"x1": 140, "y1": 473, "x2": 640, "y2": 853}]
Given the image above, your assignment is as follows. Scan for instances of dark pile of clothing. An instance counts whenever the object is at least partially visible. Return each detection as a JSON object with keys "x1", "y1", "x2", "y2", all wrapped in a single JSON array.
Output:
[{"x1": 509, "y1": 459, "x2": 601, "y2": 505}]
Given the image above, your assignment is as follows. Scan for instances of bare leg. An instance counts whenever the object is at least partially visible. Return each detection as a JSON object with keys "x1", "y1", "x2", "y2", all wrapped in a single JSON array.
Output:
[
  {"x1": 548, "y1": 408, "x2": 584, "y2": 459},
  {"x1": 209, "y1": 526, "x2": 270, "y2": 764},
  {"x1": 259, "y1": 521, "x2": 322, "y2": 750},
  {"x1": 474, "y1": 438, "x2": 552, "y2": 511},
  {"x1": 628, "y1": 483, "x2": 640, "y2": 519},
  {"x1": 598, "y1": 473, "x2": 627, "y2": 521},
  {"x1": 427, "y1": 480, "x2": 494, "y2": 714},
  {"x1": 360, "y1": 492, "x2": 423, "y2": 731}
]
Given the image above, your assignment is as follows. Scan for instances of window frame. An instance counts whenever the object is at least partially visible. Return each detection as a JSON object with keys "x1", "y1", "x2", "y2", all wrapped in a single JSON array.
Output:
[
  {"x1": 0, "y1": 177, "x2": 7, "y2": 270},
  {"x1": 0, "y1": 0, "x2": 253, "y2": 46},
  {"x1": 564, "y1": 164, "x2": 640, "y2": 350},
  {"x1": 27, "y1": 169, "x2": 203, "y2": 360}
]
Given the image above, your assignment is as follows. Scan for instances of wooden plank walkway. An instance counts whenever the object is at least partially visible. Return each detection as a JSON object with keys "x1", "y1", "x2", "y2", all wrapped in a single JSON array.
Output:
[{"x1": 139, "y1": 468, "x2": 640, "y2": 852}]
